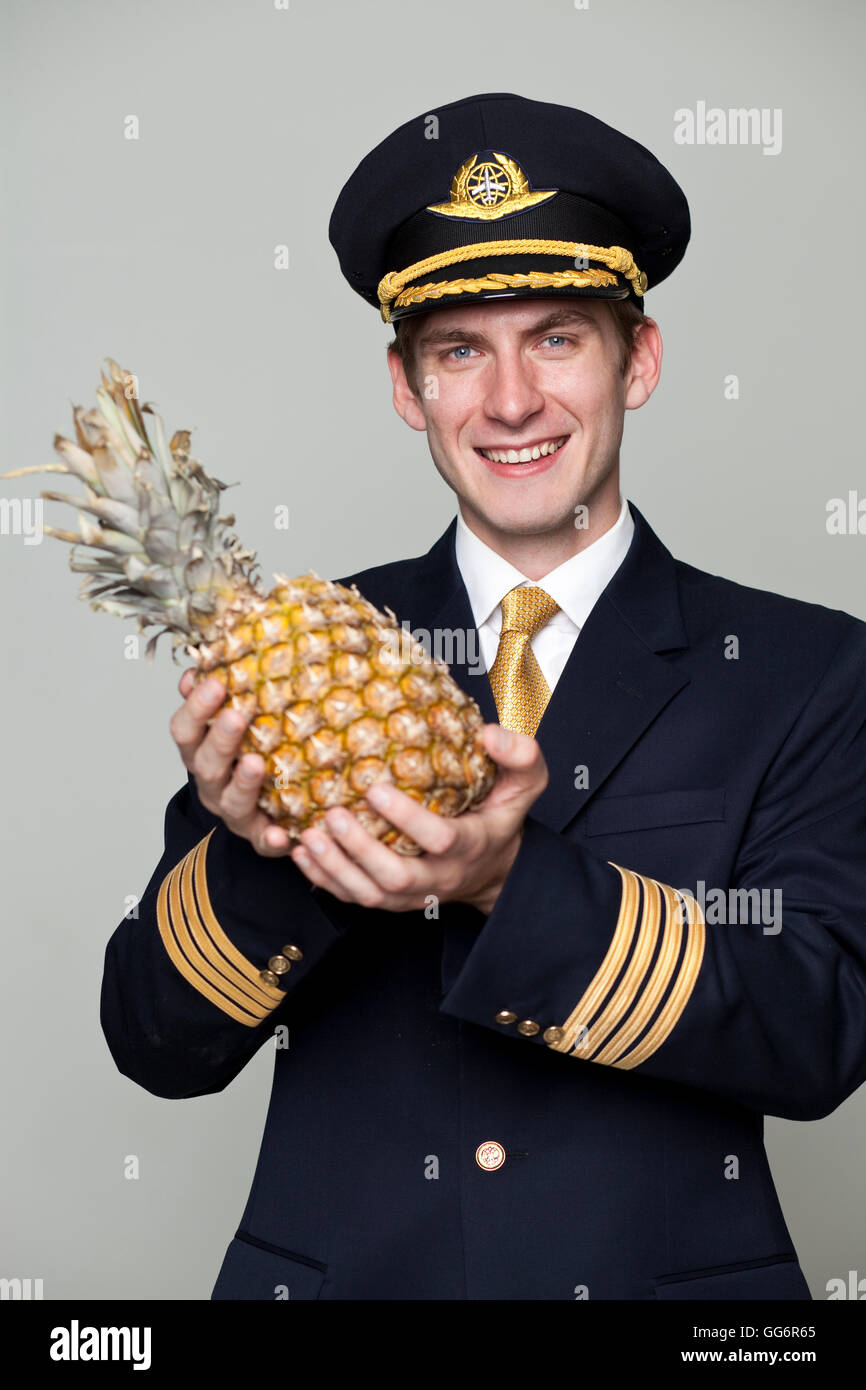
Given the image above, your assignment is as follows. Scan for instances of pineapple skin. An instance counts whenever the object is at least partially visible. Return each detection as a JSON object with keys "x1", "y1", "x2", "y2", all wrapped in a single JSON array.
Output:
[{"x1": 191, "y1": 572, "x2": 497, "y2": 855}]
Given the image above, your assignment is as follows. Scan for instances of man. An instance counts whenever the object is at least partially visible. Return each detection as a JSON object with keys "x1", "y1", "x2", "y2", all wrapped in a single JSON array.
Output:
[{"x1": 101, "y1": 93, "x2": 866, "y2": 1300}]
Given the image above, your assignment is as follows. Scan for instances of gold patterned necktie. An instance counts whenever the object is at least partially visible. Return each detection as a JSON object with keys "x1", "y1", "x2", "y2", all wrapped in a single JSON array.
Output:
[{"x1": 487, "y1": 585, "x2": 561, "y2": 737}]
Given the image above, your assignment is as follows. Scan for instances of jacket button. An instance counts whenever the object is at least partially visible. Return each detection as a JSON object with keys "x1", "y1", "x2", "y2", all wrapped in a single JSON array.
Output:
[
  {"x1": 517, "y1": 1019, "x2": 540, "y2": 1036},
  {"x1": 543, "y1": 1026, "x2": 565, "y2": 1045},
  {"x1": 495, "y1": 1010, "x2": 517, "y2": 1025},
  {"x1": 475, "y1": 1141, "x2": 506, "y2": 1171},
  {"x1": 259, "y1": 969, "x2": 280, "y2": 986},
  {"x1": 268, "y1": 955, "x2": 291, "y2": 975},
  {"x1": 282, "y1": 944, "x2": 304, "y2": 961}
]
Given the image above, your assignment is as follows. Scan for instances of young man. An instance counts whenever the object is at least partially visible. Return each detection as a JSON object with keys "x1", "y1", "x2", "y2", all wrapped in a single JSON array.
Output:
[{"x1": 101, "y1": 93, "x2": 866, "y2": 1300}]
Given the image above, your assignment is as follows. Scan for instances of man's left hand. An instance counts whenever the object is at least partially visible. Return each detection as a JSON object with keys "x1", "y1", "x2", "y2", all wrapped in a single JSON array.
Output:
[{"x1": 290, "y1": 724, "x2": 548, "y2": 915}]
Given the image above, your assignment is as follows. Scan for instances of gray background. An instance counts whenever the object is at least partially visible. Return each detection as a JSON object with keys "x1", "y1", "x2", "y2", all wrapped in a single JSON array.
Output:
[{"x1": 1, "y1": 0, "x2": 863, "y2": 1299}]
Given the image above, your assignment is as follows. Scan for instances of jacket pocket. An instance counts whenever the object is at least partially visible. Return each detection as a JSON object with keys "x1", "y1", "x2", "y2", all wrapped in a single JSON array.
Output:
[
  {"x1": 653, "y1": 1254, "x2": 811, "y2": 1301},
  {"x1": 211, "y1": 1231, "x2": 330, "y2": 1301},
  {"x1": 586, "y1": 788, "x2": 726, "y2": 837}
]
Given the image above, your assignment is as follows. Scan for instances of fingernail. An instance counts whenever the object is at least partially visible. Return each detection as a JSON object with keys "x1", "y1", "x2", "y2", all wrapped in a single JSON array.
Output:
[
  {"x1": 201, "y1": 678, "x2": 224, "y2": 700},
  {"x1": 329, "y1": 811, "x2": 350, "y2": 833},
  {"x1": 368, "y1": 783, "x2": 391, "y2": 808},
  {"x1": 220, "y1": 710, "x2": 241, "y2": 731},
  {"x1": 239, "y1": 758, "x2": 259, "y2": 780},
  {"x1": 493, "y1": 725, "x2": 512, "y2": 749},
  {"x1": 307, "y1": 835, "x2": 328, "y2": 856}
]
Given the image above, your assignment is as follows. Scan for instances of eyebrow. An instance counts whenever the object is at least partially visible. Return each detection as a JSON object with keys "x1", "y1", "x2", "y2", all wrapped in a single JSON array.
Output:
[{"x1": 415, "y1": 306, "x2": 598, "y2": 352}]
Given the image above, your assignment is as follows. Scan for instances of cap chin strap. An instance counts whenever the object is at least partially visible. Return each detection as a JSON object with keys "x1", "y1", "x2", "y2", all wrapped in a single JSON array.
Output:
[
  {"x1": 388, "y1": 267, "x2": 624, "y2": 319},
  {"x1": 378, "y1": 238, "x2": 647, "y2": 322}
]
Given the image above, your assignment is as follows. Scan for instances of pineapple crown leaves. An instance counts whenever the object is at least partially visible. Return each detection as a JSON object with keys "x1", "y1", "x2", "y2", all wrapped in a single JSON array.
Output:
[{"x1": 2, "y1": 358, "x2": 264, "y2": 662}]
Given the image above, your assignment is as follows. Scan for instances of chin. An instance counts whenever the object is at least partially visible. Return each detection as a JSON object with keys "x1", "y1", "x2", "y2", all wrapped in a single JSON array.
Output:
[{"x1": 484, "y1": 507, "x2": 571, "y2": 537}]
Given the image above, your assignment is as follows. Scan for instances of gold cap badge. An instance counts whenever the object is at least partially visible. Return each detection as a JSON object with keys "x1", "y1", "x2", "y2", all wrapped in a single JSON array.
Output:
[{"x1": 427, "y1": 151, "x2": 558, "y2": 221}]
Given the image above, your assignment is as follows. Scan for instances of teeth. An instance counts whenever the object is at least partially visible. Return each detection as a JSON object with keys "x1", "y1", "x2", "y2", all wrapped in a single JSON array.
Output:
[{"x1": 479, "y1": 436, "x2": 566, "y2": 464}]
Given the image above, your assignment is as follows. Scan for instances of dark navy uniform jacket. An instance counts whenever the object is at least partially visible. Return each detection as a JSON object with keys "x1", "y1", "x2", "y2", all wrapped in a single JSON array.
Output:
[{"x1": 100, "y1": 503, "x2": 866, "y2": 1300}]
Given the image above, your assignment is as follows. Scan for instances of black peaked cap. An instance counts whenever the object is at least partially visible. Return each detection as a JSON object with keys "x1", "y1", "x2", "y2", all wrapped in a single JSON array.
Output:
[{"x1": 329, "y1": 91, "x2": 690, "y2": 323}]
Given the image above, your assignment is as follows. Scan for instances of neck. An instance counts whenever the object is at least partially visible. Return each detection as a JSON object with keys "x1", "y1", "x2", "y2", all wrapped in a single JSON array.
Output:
[{"x1": 458, "y1": 485, "x2": 624, "y2": 581}]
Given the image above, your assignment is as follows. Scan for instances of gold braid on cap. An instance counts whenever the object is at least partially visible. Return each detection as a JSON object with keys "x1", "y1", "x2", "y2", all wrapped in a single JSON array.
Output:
[{"x1": 378, "y1": 239, "x2": 648, "y2": 322}]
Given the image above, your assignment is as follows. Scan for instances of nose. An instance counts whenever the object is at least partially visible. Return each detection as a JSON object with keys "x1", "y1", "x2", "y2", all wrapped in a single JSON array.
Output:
[{"x1": 482, "y1": 346, "x2": 545, "y2": 429}]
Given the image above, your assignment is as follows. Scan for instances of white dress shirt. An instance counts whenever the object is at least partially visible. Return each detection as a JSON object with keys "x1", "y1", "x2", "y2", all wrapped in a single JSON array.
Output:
[{"x1": 455, "y1": 496, "x2": 635, "y2": 693}]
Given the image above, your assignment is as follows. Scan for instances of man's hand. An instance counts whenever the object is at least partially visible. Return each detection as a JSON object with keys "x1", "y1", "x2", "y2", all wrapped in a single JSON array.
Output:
[
  {"x1": 289, "y1": 724, "x2": 548, "y2": 915},
  {"x1": 170, "y1": 671, "x2": 294, "y2": 858}
]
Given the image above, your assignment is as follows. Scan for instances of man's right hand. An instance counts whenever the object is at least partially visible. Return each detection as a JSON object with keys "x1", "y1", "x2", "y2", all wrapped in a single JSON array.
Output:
[{"x1": 170, "y1": 671, "x2": 294, "y2": 858}]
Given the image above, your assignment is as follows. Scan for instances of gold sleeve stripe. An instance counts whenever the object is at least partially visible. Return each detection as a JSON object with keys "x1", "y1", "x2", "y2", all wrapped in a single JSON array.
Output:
[
  {"x1": 177, "y1": 849, "x2": 276, "y2": 1016},
  {"x1": 549, "y1": 868, "x2": 707, "y2": 1069},
  {"x1": 552, "y1": 863, "x2": 641, "y2": 1054},
  {"x1": 154, "y1": 831, "x2": 285, "y2": 1027},
  {"x1": 576, "y1": 874, "x2": 662, "y2": 1060},
  {"x1": 591, "y1": 880, "x2": 684, "y2": 1065},
  {"x1": 192, "y1": 833, "x2": 284, "y2": 1006},
  {"x1": 169, "y1": 859, "x2": 270, "y2": 1021},
  {"x1": 156, "y1": 870, "x2": 268, "y2": 1027},
  {"x1": 612, "y1": 889, "x2": 706, "y2": 1070}
]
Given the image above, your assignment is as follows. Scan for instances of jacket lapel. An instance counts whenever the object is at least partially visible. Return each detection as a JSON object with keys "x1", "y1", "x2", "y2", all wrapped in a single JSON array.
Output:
[{"x1": 394, "y1": 503, "x2": 691, "y2": 834}]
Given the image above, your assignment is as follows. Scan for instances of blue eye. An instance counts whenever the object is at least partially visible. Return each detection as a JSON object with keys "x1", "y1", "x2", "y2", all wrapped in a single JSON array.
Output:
[
  {"x1": 542, "y1": 334, "x2": 570, "y2": 347},
  {"x1": 449, "y1": 345, "x2": 475, "y2": 359}
]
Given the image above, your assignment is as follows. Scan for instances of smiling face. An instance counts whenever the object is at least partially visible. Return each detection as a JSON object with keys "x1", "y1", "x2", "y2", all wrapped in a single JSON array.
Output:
[{"x1": 387, "y1": 297, "x2": 662, "y2": 575}]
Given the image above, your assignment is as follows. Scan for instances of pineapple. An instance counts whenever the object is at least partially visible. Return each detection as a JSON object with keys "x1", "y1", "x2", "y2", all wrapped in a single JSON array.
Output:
[{"x1": 4, "y1": 359, "x2": 496, "y2": 853}]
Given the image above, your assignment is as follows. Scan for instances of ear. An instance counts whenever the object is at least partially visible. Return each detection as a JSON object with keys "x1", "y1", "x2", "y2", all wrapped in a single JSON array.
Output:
[
  {"x1": 387, "y1": 346, "x2": 428, "y2": 431},
  {"x1": 623, "y1": 318, "x2": 663, "y2": 411}
]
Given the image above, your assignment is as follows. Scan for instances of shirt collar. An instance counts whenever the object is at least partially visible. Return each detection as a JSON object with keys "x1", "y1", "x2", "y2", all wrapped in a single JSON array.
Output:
[{"x1": 455, "y1": 496, "x2": 635, "y2": 632}]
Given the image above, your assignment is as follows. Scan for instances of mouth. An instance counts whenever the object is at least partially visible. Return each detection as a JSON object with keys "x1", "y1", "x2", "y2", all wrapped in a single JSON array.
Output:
[{"x1": 474, "y1": 434, "x2": 569, "y2": 476}]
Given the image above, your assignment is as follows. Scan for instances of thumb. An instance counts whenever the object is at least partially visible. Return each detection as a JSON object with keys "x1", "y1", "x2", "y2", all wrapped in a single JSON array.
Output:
[{"x1": 480, "y1": 723, "x2": 548, "y2": 806}]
